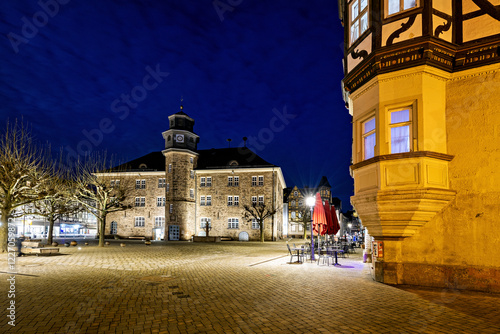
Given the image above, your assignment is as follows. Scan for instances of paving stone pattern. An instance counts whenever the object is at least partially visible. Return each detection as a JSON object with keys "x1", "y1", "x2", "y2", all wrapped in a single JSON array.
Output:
[{"x1": 1, "y1": 240, "x2": 499, "y2": 334}]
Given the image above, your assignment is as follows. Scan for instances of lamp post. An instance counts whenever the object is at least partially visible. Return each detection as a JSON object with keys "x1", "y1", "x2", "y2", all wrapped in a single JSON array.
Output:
[{"x1": 306, "y1": 196, "x2": 315, "y2": 261}]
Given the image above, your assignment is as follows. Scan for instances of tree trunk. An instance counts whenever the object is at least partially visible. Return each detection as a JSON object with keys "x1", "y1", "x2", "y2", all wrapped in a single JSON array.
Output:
[
  {"x1": 0, "y1": 209, "x2": 9, "y2": 253},
  {"x1": 98, "y1": 214, "x2": 106, "y2": 247},
  {"x1": 303, "y1": 225, "x2": 307, "y2": 240},
  {"x1": 260, "y1": 222, "x2": 265, "y2": 243},
  {"x1": 47, "y1": 215, "x2": 55, "y2": 245}
]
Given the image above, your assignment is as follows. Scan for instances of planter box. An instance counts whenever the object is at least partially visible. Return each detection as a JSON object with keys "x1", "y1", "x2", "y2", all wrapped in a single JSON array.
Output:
[{"x1": 193, "y1": 236, "x2": 221, "y2": 243}]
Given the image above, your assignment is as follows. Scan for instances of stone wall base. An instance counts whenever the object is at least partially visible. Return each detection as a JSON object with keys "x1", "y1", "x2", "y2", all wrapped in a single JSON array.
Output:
[
  {"x1": 193, "y1": 236, "x2": 221, "y2": 243},
  {"x1": 372, "y1": 261, "x2": 500, "y2": 293}
]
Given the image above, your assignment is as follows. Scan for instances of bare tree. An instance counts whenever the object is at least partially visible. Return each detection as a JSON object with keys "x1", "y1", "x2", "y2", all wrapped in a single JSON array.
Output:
[
  {"x1": 294, "y1": 206, "x2": 312, "y2": 240},
  {"x1": 0, "y1": 120, "x2": 49, "y2": 252},
  {"x1": 71, "y1": 153, "x2": 132, "y2": 247},
  {"x1": 33, "y1": 170, "x2": 81, "y2": 245},
  {"x1": 243, "y1": 203, "x2": 277, "y2": 242}
]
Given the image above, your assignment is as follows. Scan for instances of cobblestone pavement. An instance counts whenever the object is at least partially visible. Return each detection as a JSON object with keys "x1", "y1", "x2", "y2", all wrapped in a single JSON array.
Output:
[{"x1": 1, "y1": 239, "x2": 499, "y2": 334}]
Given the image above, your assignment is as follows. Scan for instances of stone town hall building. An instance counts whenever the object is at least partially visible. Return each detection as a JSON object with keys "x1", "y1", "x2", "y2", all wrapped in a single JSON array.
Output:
[{"x1": 103, "y1": 109, "x2": 286, "y2": 241}]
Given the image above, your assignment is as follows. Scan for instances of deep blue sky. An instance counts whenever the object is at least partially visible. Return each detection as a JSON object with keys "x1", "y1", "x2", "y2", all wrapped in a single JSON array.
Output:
[{"x1": 1, "y1": 0, "x2": 353, "y2": 210}]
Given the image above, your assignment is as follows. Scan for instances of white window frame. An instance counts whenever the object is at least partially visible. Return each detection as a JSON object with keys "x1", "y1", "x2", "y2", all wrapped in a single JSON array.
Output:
[
  {"x1": 206, "y1": 195, "x2": 212, "y2": 206},
  {"x1": 155, "y1": 216, "x2": 165, "y2": 227},
  {"x1": 227, "y1": 196, "x2": 233, "y2": 206},
  {"x1": 252, "y1": 176, "x2": 257, "y2": 186},
  {"x1": 251, "y1": 196, "x2": 257, "y2": 205},
  {"x1": 227, "y1": 218, "x2": 239, "y2": 229},
  {"x1": 135, "y1": 197, "x2": 146, "y2": 207},
  {"x1": 200, "y1": 196, "x2": 206, "y2": 206},
  {"x1": 350, "y1": 0, "x2": 369, "y2": 45},
  {"x1": 134, "y1": 217, "x2": 145, "y2": 227},
  {"x1": 200, "y1": 177, "x2": 206, "y2": 187},
  {"x1": 234, "y1": 176, "x2": 239, "y2": 186},
  {"x1": 258, "y1": 196, "x2": 264, "y2": 205},
  {"x1": 136, "y1": 179, "x2": 146, "y2": 189},
  {"x1": 228, "y1": 176, "x2": 233, "y2": 186},
  {"x1": 190, "y1": 189, "x2": 194, "y2": 198},
  {"x1": 157, "y1": 197, "x2": 166, "y2": 207},
  {"x1": 158, "y1": 178, "x2": 166, "y2": 188},
  {"x1": 200, "y1": 218, "x2": 211, "y2": 229},
  {"x1": 388, "y1": 106, "x2": 412, "y2": 154},
  {"x1": 251, "y1": 218, "x2": 259, "y2": 229},
  {"x1": 206, "y1": 177, "x2": 212, "y2": 187},
  {"x1": 362, "y1": 116, "x2": 376, "y2": 160},
  {"x1": 258, "y1": 176, "x2": 264, "y2": 186},
  {"x1": 234, "y1": 196, "x2": 239, "y2": 206}
]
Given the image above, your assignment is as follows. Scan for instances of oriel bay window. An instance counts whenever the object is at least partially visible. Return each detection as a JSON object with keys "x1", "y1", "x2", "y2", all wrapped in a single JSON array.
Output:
[
  {"x1": 350, "y1": 0, "x2": 368, "y2": 44},
  {"x1": 362, "y1": 117, "x2": 376, "y2": 160},
  {"x1": 389, "y1": 108, "x2": 411, "y2": 154}
]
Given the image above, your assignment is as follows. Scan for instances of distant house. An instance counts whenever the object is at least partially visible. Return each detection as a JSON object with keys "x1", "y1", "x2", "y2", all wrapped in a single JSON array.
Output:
[
  {"x1": 101, "y1": 108, "x2": 286, "y2": 241},
  {"x1": 284, "y1": 176, "x2": 341, "y2": 238}
]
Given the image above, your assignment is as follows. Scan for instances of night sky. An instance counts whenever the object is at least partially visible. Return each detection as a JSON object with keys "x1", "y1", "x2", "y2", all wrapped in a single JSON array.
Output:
[{"x1": 1, "y1": 0, "x2": 353, "y2": 210}]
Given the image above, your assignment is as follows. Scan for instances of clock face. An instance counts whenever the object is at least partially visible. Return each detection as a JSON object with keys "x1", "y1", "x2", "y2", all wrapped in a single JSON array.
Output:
[{"x1": 175, "y1": 134, "x2": 185, "y2": 143}]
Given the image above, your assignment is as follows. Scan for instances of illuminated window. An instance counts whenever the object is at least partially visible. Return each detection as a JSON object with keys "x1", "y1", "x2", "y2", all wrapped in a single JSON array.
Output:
[
  {"x1": 258, "y1": 196, "x2": 264, "y2": 205},
  {"x1": 234, "y1": 176, "x2": 239, "y2": 186},
  {"x1": 228, "y1": 176, "x2": 233, "y2": 186},
  {"x1": 389, "y1": 108, "x2": 411, "y2": 154},
  {"x1": 387, "y1": 0, "x2": 417, "y2": 16},
  {"x1": 228, "y1": 218, "x2": 239, "y2": 229},
  {"x1": 136, "y1": 179, "x2": 146, "y2": 189},
  {"x1": 251, "y1": 196, "x2": 257, "y2": 205},
  {"x1": 291, "y1": 211, "x2": 296, "y2": 219},
  {"x1": 350, "y1": 0, "x2": 368, "y2": 44},
  {"x1": 362, "y1": 117, "x2": 376, "y2": 160}
]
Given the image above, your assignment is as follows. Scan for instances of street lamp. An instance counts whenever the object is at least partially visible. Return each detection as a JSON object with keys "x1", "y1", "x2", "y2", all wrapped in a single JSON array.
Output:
[{"x1": 306, "y1": 196, "x2": 315, "y2": 261}]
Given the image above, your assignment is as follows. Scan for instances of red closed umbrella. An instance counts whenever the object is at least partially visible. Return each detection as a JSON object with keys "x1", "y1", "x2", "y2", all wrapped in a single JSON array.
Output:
[
  {"x1": 312, "y1": 192, "x2": 327, "y2": 236},
  {"x1": 323, "y1": 200, "x2": 333, "y2": 235},
  {"x1": 332, "y1": 204, "x2": 340, "y2": 235}
]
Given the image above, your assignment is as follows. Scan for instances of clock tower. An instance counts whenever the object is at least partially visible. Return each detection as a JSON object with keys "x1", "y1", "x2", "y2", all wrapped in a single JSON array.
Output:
[{"x1": 162, "y1": 106, "x2": 199, "y2": 241}]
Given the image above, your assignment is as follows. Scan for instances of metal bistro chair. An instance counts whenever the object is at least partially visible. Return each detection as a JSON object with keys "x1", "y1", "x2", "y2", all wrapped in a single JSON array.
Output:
[{"x1": 287, "y1": 244, "x2": 304, "y2": 263}]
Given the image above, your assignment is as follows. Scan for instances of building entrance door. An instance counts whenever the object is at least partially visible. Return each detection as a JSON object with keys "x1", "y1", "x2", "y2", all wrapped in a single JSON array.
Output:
[
  {"x1": 169, "y1": 225, "x2": 180, "y2": 241},
  {"x1": 153, "y1": 228, "x2": 164, "y2": 241},
  {"x1": 110, "y1": 221, "x2": 118, "y2": 235},
  {"x1": 238, "y1": 231, "x2": 249, "y2": 241}
]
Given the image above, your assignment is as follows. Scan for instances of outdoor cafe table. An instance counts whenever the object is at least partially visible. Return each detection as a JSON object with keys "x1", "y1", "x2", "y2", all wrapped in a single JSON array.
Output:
[{"x1": 325, "y1": 246, "x2": 343, "y2": 266}]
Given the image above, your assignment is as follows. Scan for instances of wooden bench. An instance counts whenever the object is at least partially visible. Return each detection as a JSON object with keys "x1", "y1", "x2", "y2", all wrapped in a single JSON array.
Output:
[{"x1": 21, "y1": 241, "x2": 59, "y2": 256}]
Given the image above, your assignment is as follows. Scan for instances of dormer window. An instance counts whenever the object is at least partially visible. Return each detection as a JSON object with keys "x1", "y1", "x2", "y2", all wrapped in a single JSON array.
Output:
[{"x1": 350, "y1": 0, "x2": 368, "y2": 45}]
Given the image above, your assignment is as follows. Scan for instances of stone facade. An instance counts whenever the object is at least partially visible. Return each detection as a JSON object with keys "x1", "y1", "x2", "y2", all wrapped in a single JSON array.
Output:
[{"x1": 99, "y1": 110, "x2": 286, "y2": 242}]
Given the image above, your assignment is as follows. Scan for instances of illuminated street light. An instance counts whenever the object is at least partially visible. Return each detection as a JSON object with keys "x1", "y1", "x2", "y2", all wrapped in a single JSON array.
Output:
[{"x1": 306, "y1": 196, "x2": 315, "y2": 261}]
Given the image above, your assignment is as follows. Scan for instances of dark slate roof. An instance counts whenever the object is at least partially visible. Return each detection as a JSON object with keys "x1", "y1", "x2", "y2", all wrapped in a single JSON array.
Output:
[
  {"x1": 110, "y1": 147, "x2": 276, "y2": 172},
  {"x1": 111, "y1": 152, "x2": 165, "y2": 172},
  {"x1": 196, "y1": 147, "x2": 275, "y2": 169},
  {"x1": 317, "y1": 176, "x2": 332, "y2": 188}
]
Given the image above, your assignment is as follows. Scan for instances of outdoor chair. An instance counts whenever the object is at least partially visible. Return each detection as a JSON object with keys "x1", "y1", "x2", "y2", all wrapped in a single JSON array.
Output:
[
  {"x1": 287, "y1": 244, "x2": 304, "y2": 263},
  {"x1": 317, "y1": 247, "x2": 333, "y2": 266}
]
